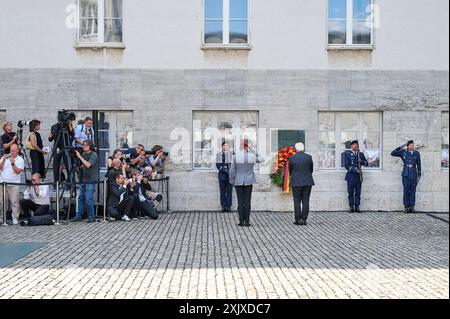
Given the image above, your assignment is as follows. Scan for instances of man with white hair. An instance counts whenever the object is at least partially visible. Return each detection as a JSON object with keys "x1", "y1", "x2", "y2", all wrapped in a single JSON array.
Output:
[
  {"x1": 0, "y1": 144, "x2": 25, "y2": 224},
  {"x1": 288, "y1": 142, "x2": 315, "y2": 226}
]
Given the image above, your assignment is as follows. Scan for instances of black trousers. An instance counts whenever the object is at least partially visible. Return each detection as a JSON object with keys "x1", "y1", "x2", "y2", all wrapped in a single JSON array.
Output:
[
  {"x1": 30, "y1": 150, "x2": 45, "y2": 178},
  {"x1": 19, "y1": 199, "x2": 50, "y2": 218},
  {"x1": 235, "y1": 185, "x2": 253, "y2": 223},
  {"x1": 53, "y1": 151, "x2": 70, "y2": 183},
  {"x1": 132, "y1": 195, "x2": 159, "y2": 220},
  {"x1": 219, "y1": 179, "x2": 233, "y2": 208},
  {"x1": 292, "y1": 186, "x2": 312, "y2": 222},
  {"x1": 108, "y1": 197, "x2": 134, "y2": 220}
]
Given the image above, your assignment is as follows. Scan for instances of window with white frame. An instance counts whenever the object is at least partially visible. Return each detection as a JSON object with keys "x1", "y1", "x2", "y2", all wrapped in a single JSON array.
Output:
[
  {"x1": 204, "y1": 0, "x2": 248, "y2": 45},
  {"x1": 79, "y1": 0, "x2": 123, "y2": 43},
  {"x1": 318, "y1": 112, "x2": 382, "y2": 169},
  {"x1": 97, "y1": 111, "x2": 133, "y2": 169},
  {"x1": 442, "y1": 112, "x2": 449, "y2": 169},
  {"x1": 328, "y1": 0, "x2": 373, "y2": 46},
  {"x1": 193, "y1": 111, "x2": 258, "y2": 169},
  {"x1": 70, "y1": 111, "x2": 132, "y2": 169}
]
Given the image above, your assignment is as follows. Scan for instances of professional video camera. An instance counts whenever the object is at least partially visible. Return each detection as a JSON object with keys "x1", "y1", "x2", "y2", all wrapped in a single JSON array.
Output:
[
  {"x1": 58, "y1": 110, "x2": 76, "y2": 123},
  {"x1": 17, "y1": 120, "x2": 32, "y2": 129}
]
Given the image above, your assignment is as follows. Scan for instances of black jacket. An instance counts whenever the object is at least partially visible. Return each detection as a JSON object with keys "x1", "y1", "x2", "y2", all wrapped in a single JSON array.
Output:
[
  {"x1": 288, "y1": 152, "x2": 315, "y2": 188},
  {"x1": 107, "y1": 182, "x2": 129, "y2": 208}
]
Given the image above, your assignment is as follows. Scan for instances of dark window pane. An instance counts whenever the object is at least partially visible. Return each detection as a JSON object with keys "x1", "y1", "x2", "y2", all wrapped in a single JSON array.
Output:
[
  {"x1": 104, "y1": 19, "x2": 123, "y2": 42},
  {"x1": 205, "y1": 21, "x2": 223, "y2": 43},
  {"x1": 229, "y1": 20, "x2": 248, "y2": 43},
  {"x1": 98, "y1": 131, "x2": 109, "y2": 149},
  {"x1": 353, "y1": 20, "x2": 371, "y2": 44},
  {"x1": 97, "y1": 112, "x2": 110, "y2": 130},
  {"x1": 80, "y1": 0, "x2": 98, "y2": 18},
  {"x1": 328, "y1": 20, "x2": 346, "y2": 44},
  {"x1": 105, "y1": 0, "x2": 122, "y2": 18},
  {"x1": 329, "y1": 0, "x2": 346, "y2": 19},
  {"x1": 205, "y1": 0, "x2": 223, "y2": 19},
  {"x1": 98, "y1": 150, "x2": 108, "y2": 169},
  {"x1": 353, "y1": 0, "x2": 371, "y2": 19},
  {"x1": 230, "y1": 0, "x2": 247, "y2": 19}
]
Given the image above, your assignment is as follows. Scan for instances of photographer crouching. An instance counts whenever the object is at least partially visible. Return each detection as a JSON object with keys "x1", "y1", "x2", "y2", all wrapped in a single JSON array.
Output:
[
  {"x1": 107, "y1": 173, "x2": 134, "y2": 221},
  {"x1": 19, "y1": 173, "x2": 50, "y2": 218},
  {"x1": 72, "y1": 140, "x2": 98, "y2": 223}
]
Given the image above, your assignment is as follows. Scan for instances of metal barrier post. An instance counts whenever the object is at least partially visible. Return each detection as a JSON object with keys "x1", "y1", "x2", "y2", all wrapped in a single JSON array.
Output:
[
  {"x1": 103, "y1": 180, "x2": 107, "y2": 222},
  {"x1": 166, "y1": 176, "x2": 170, "y2": 214},
  {"x1": 55, "y1": 181, "x2": 60, "y2": 225},
  {"x1": 2, "y1": 182, "x2": 7, "y2": 226}
]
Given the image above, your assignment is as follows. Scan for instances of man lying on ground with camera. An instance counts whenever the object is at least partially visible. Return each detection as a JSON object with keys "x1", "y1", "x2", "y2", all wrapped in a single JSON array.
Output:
[{"x1": 19, "y1": 173, "x2": 50, "y2": 219}]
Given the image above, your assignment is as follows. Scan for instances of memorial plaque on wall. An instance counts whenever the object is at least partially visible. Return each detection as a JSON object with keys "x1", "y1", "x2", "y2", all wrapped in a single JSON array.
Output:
[{"x1": 271, "y1": 130, "x2": 306, "y2": 151}]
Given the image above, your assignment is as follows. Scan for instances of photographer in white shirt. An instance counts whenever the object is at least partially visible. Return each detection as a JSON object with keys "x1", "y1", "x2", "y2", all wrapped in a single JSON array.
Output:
[
  {"x1": 0, "y1": 144, "x2": 25, "y2": 225},
  {"x1": 20, "y1": 173, "x2": 50, "y2": 218}
]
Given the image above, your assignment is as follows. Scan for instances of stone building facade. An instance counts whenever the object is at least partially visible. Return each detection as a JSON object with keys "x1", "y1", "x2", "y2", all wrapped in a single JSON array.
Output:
[{"x1": 0, "y1": 0, "x2": 448, "y2": 212}]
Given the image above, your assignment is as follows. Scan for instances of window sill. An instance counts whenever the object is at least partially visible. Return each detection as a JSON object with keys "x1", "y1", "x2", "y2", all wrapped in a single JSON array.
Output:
[
  {"x1": 326, "y1": 45, "x2": 374, "y2": 50},
  {"x1": 75, "y1": 43, "x2": 126, "y2": 50},
  {"x1": 201, "y1": 44, "x2": 252, "y2": 51}
]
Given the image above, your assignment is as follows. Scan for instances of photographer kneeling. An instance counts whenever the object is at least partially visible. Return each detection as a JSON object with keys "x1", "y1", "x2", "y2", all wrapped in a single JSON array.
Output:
[
  {"x1": 107, "y1": 173, "x2": 133, "y2": 221},
  {"x1": 20, "y1": 173, "x2": 50, "y2": 218},
  {"x1": 132, "y1": 172, "x2": 159, "y2": 220}
]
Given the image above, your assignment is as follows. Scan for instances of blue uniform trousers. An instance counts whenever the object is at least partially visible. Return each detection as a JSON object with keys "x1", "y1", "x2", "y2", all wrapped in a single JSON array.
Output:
[{"x1": 402, "y1": 177, "x2": 417, "y2": 207}]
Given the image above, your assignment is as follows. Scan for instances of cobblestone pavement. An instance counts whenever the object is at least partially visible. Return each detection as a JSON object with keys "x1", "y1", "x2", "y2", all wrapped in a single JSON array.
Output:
[{"x1": 0, "y1": 212, "x2": 448, "y2": 299}]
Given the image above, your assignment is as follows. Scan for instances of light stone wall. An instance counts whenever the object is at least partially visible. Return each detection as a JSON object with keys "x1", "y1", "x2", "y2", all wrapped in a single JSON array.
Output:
[
  {"x1": 0, "y1": 69, "x2": 448, "y2": 212},
  {"x1": 0, "y1": 0, "x2": 448, "y2": 70}
]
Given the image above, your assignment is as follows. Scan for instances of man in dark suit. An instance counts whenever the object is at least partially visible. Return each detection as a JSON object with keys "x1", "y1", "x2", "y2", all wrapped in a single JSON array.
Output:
[
  {"x1": 288, "y1": 142, "x2": 315, "y2": 226},
  {"x1": 107, "y1": 173, "x2": 134, "y2": 221}
]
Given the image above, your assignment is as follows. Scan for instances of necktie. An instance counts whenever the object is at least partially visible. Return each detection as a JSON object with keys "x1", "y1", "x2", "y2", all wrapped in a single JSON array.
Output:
[{"x1": 222, "y1": 152, "x2": 225, "y2": 164}]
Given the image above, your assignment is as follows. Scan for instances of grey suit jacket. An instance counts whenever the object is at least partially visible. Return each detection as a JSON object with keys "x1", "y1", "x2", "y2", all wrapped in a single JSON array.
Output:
[{"x1": 229, "y1": 152, "x2": 263, "y2": 186}]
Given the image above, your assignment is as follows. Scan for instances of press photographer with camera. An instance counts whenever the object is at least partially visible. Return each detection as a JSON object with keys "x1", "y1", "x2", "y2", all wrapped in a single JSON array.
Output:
[
  {"x1": 2, "y1": 122, "x2": 19, "y2": 155},
  {"x1": 148, "y1": 145, "x2": 168, "y2": 173},
  {"x1": 106, "y1": 149, "x2": 123, "y2": 172},
  {"x1": 26, "y1": 120, "x2": 48, "y2": 179},
  {"x1": 48, "y1": 111, "x2": 75, "y2": 183},
  {"x1": 107, "y1": 158, "x2": 127, "y2": 184},
  {"x1": 0, "y1": 144, "x2": 25, "y2": 225},
  {"x1": 19, "y1": 173, "x2": 50, "y2": 218},
  {"x1": 107, "y1": 173, "x2": 134, "y2": 221},
  {"x1": 71, "y1": 140, "x2": 98, "y2": 223},
  {"x1": 131, "y1": 171, "x2": 159, "y2": 220},
  {"x1": 123, "y1": 144, "x2": 146, "y2": 168},
  {"x1": 73, "y1": 117, "x2": 95, "y2": 151}
]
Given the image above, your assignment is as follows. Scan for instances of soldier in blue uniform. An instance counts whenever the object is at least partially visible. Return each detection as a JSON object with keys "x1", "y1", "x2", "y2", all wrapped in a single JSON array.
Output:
[
  {"x1": 344, "y1": 140, "x2": 369, "y2": 213},
  {"x1": 391, "y1": 140, "x2": 422, "y2": 214}
]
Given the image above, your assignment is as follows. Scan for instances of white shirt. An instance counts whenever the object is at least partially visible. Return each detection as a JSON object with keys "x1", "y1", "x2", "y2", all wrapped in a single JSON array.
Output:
[
  {"x1": 0, "y1": 156, "x2": 25, "y2": 183},
  {"x1": 24, "y1": 185, "x2": 50, "y2": 206},
  {"x1": 73, "y1": 124, "x2": 95, "y2": 148}
]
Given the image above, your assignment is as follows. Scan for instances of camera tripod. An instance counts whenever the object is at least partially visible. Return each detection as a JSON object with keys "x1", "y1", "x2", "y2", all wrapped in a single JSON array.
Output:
[
  {"x1": 16, "y1": 128, "x2": 32, "y2": 181},
  {"x1": 43, "y1": 122, "x2": 79, "y2": 221}
]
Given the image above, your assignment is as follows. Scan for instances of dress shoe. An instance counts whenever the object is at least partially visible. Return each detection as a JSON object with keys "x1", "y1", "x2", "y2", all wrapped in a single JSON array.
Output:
[
  {"x1": 244, "y1": 222, "x2": 251, "y2": 227},
  {"x1": 355, "y1": 206, "x2": 362, "y2": 213},
  {"x1": 221, "y1": 207, "x2": 226, "y2": 213},
  {"x1": 404, "y1": 206, "x2": 410, "y2": 214},
  {"x1": 294, "y1": 221, "x2": 301, "y2": 225},
  {"x1": 349, "y1": 205, "x2": 355, "y2": 213},
  {"x1": 238, "y1": 222, "x2": 244, "y2": 227},
  {"x1": 410, "y1": 206, "x2": 416, "y2": 213},
  {"x1": 300, "y1": 219, "x2": 307, "y2": 226}
]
